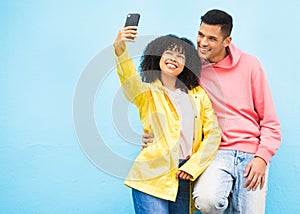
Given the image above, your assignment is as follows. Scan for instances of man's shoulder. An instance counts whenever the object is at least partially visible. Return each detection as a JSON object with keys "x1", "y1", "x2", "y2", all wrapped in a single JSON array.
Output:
[{"x1": 230, "y1": 43, "x2": 261, "y2": 64}]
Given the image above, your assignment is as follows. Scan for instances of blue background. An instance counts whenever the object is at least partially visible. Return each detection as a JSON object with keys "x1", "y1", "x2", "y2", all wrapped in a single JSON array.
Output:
[{"x1": 1, "y1": 0, "x2": 299, "y2": 213}]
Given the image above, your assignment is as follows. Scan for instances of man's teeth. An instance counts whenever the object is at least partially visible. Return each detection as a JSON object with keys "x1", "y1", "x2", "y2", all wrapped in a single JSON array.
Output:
[{"x1": 200, "y1": 47, "x2": 209, "y2": 53}]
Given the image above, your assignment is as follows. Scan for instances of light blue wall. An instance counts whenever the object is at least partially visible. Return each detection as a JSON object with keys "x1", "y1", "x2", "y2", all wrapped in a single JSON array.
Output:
[{"x1": 1, "y1": 0, "x2": 299, "y2": 213}]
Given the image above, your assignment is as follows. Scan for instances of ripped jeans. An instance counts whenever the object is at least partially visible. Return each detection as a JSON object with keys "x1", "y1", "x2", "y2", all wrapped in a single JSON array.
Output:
[{"x1": 193, "y1": 150, "x2": 268, "y2": 214}]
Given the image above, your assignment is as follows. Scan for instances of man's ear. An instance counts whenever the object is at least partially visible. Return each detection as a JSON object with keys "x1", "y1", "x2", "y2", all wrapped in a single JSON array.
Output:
[{"x1": 224, "y1": 36, "x2": 232, "y2": 47}]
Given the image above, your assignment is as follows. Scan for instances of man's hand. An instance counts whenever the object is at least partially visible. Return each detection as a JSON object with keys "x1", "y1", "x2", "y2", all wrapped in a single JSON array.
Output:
[
  {"x1": 141, "y1": 133, "x2": 154, "y2": 149},
  {"x1": 143, "y1": 132, "x2": 193, "y2": 181},
  {"x1": 176, "y1": 170, "x2": 193, "y2": 180},
  {"x1": 244, "y1": 156, "x2": 267, "y2": 191}
]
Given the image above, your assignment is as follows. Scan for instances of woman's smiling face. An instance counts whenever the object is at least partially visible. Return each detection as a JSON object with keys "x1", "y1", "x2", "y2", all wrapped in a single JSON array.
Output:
[{"x1": 159, "y1": 49, "x2": 186, "y2": 77}]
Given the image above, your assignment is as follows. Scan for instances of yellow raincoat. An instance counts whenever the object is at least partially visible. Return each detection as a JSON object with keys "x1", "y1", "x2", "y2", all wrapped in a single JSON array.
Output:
[{"x1": 115, "y1": 49, "x2": 221, "y2": 213}]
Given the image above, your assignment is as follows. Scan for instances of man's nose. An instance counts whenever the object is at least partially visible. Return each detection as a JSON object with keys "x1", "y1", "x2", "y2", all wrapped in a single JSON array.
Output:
[{"x1": 199, "y1": 37, "x2": 208, "y2": 46}]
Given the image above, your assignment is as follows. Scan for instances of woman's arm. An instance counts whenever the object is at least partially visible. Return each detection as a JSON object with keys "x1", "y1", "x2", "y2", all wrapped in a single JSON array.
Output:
[
  {"x1": 113, "y1": 26, "x2": 137, "y2": 56},
  {"x1": 113, "y1": 26, "x2": 147, "y2": 104}
]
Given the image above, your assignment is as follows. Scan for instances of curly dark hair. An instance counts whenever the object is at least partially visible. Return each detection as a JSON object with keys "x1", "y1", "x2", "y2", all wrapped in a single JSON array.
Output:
[{"x1": 139, "y1": 34, "x2": 201, "y2": 92}]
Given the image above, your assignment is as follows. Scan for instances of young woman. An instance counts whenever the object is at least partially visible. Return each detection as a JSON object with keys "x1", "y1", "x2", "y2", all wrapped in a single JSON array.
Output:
[{"x1": 113, "y1": 26, "x2": 221, "y2": 214}]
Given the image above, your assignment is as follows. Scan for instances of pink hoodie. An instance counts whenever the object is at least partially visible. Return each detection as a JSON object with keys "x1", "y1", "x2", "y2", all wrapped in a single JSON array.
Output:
[{"x1": 200, "y1": 43, "x2": 281, "y2": 163}]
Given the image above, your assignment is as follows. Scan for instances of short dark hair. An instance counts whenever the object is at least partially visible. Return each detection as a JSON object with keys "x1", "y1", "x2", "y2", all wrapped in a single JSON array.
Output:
[
  {"x1": 201, "y1": 9, "x2": 233, "y2": 38},
  {"x1": 139, "y1": 34, "x2": 201, "y2": 92}
]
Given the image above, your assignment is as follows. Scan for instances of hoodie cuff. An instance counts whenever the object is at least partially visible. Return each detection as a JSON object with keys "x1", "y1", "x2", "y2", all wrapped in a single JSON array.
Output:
[{"x1": 255, "y1": 148, "x2": 272, "y2": 164}]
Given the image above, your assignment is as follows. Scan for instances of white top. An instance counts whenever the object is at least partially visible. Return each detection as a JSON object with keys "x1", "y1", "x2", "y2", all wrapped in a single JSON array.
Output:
[{"x1": 164, "y1": 87, "x2": 194, "y2": 159}]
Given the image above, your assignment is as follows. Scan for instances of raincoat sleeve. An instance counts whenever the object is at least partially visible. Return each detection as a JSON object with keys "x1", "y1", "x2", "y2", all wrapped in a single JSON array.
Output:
[{"x1": 115, "y1": 48, "x2": 148, "y2": 104}]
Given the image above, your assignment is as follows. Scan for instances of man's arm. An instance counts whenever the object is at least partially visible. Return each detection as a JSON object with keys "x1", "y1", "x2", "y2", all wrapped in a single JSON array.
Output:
[
  {"x1": 251, "y1": 61, "x2": 281, "y2": 163},
  {"x1": 244, "y1": 60, "x2": 281, "y2": 190}
]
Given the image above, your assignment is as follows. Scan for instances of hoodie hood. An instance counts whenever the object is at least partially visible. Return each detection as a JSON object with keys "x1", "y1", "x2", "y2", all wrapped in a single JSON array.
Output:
[{"x1": 202, "y1": 43, "x2": 242, "y2": 70}]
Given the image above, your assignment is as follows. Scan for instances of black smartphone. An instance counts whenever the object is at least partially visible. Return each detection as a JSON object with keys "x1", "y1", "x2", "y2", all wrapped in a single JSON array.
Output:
[
  {"x1": 124, "y1": 13, "x2": 140, "y2": 27},
  {"x1": 124, "y1": 13, "x2": 140, "y2": 39}
]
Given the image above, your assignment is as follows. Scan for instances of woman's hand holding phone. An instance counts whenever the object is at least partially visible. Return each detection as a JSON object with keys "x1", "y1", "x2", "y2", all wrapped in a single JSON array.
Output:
[
  {"x1": 113, "y1": 26, "x2": 138, "y2": 56},
  {"x1": 113, "y1": 13, "x2": 140, "y2": 56}
]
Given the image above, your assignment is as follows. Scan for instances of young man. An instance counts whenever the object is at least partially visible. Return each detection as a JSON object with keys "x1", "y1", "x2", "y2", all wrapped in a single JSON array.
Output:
[{"x1": 143, "y1": 9, "x2": 281, "y2": 213}]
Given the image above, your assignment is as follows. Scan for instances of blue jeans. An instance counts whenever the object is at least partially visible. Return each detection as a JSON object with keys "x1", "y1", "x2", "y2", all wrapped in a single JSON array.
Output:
[
  {"x1": 132, "y1": 160, "x2": 190, "y2": 214},
  {"x1": 193, "y1": 150, "x2": 269, "y2": 214}
]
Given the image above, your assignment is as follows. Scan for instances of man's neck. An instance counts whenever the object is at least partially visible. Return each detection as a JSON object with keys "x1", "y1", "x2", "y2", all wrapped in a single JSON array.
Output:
[{"x1": 210, "y1": 47, "x2": 229, "y2": 63}]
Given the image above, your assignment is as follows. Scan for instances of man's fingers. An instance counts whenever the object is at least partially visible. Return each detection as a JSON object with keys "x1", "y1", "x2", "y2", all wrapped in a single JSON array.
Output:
[
  {"x1": 244, "y1": 176, "x2": 251, "y2": 188},
  {"x1": 247, "y1": 174, "x2": 258, "y2": 191},
  {"x1": 245, "y1": 172, "x2": 266, "y2": 191},
  {"x1": 244, "y1": 164, "x2": 251, "y2": 177},
  {"x1": 244, "y1": 158, "x2": 267, "y2": 191},
  {"x1": 142, "y1": 133, "x2": 153, "y2": 138},
  {"x1": 142, "y1": 133, "x2": 154, "y2": 143},
  {"x1": 252, "y1": 175, "x2": 261, "y2": 191},
  {"x1": 260, "y1": 175, "x2": 265, "y2": 190},
  {"x1": 142, "y1": 138, "x2": 152, "y2": 144}
]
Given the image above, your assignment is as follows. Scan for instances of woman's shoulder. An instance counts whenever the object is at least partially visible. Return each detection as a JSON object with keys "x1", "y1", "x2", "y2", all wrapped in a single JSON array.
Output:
[
  {"x1": 189, "y1": 86, "x2": 212, "y2": 102},
  {"x1": 189, "y1": 85, "x2": 206, "y2": 95}
]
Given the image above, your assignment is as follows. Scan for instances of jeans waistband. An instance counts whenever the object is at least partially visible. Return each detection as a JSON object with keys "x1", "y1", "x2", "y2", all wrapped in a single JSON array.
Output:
[{"x1": 179, "y1": 159, "x2": 187, "y2": 167}]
